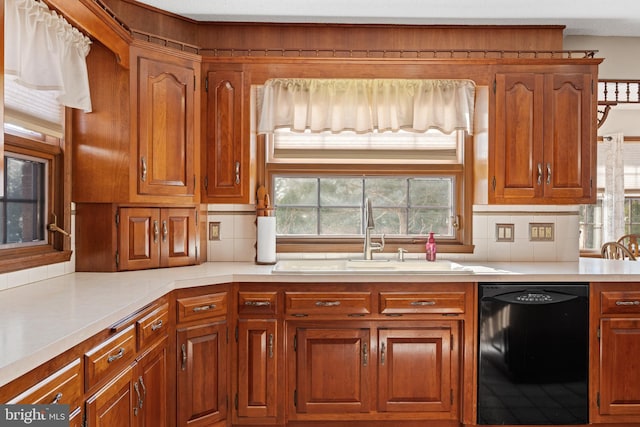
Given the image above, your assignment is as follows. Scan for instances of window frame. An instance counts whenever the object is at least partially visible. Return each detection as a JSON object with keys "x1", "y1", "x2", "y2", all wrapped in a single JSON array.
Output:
[
  {"x1": 261, "y1": 133, "x2": 474, "y2": 254},
  {"x1": 0, "y1": 129, "x2": 72, "y2": 273}
]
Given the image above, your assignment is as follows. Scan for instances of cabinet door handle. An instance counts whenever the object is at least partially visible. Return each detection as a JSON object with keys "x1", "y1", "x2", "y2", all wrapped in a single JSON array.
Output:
[
  {"x1": 162, "y1": 220, "x2": 168, "y2": 242},
  {"x1": 268, "y1": 333, "x2": 274, "y2": 359},
  {"x1": 181, "y1": 343, "x2": 187, "y2": 371},
  {"x1": 138, "y1": 376, "x2": 146, "y2": 407},
  {"x1": 362, "y1": 342, "x2": 368, "y2": 367},
  {"x1": 616, "y1": 300, "x2": 640, "y2": 306},
  {"x1": 192, "y1": 304, "x2": 216, "y2": 312},
  {"x1": 244, "y1": 300, "x2": 272, "y2": 307},
  {"x1": 153, "y1": 220, "x2": 159, "y2": 243},
  {"x1": 546, "y1": 163, "x2": 552, "y2": 185},
  {"x1": 141, "y1": 157, "x2": 147, "y2": 182},
  {"x1": 235, "y1": 161, "x2": 240, "y2": 185},
  {"x1": 133, "y1": 381, "x2": 141, "y2": 415},
  {"x1": 410, "y1": 300, "x2": 436, "y2": 306},
  {"x1": 315, "y1": 300, "x2": 341, "y2": 307},
  {"x1": 537, "y1": 163, "x2": 543, "y2": 185},
  {"x1": 151, "y1": 319, "x2": 163, "y2": 331},
  {"x1": 51, "y1": 392, "x2": 63, "y2": 405},
  {"x1": 380, "y1": 342, "x2": 386, "y2": 365},
  {"x1": 107, "y1": 347, "x2": 125, "y2": 363}
]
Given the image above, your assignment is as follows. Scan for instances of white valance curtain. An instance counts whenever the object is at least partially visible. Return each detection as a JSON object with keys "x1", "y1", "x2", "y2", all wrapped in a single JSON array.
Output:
[
  {"x1": 258, "y1": 78, "x2": 476, "y2": 135},
  {"x1": 5, "y1": 0, "x2": 93, "y2": 112}
]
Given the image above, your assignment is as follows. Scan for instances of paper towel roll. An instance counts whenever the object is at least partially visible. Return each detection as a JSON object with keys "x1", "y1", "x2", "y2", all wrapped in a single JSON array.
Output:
[{"x1": 256, "y1": 216, "x2": 277, "y2": 264}]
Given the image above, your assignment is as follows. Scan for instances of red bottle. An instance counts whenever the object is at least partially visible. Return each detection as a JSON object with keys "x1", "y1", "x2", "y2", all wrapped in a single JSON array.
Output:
[{"x1": 425, "y1": 232, "x2": 437, "y2": 261}]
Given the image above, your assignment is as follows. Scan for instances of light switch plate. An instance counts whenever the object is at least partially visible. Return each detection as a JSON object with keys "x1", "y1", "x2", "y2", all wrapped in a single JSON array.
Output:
[
  {"x1": 209, "y1": 221, "x2": 221, "y2": 241},
  {"x1": 496, "y1": 223, "x2": 514, "y2": 242},
  {"x1": 529, "y1": 223, "x2": 554, "y2": 241}
]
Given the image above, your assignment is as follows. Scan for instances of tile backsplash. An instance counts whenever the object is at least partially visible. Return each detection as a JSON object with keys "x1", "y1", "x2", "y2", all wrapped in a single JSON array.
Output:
[{"x1": 207, "y1": 203, "x2": 581, "y2": 263}]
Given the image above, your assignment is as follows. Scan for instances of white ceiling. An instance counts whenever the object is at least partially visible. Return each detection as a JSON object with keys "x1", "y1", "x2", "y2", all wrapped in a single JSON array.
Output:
[{"x1": 135, "y1": 0, "x2": 640, "y2": 37}]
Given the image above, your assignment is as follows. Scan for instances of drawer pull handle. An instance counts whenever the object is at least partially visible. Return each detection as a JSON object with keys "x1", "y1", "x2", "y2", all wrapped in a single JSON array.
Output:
[
  {"x1": 616, "y1": 300, "x2": 640, "y2": 306},
  {"x1": 193, "y1": 304, "x2": 216, "y2": 312},
  {"x1": 181, "y1": 344, "x2": 187, "y2": 371},
  {"x1": 380, "y1": 342, "x2": 386, "y2": 365},
  {"x1": 151, "y1": 319, "x2": 163, "y2": 331},
  {"x1": 410, "y1": 300, "x2": 436, "y2": 306},
  {"x1": 107, "y1": 347, "x2": 125, "y2": 363},
  {"x1": 315, "y1": 301, "x2": 341, "y2": 307},
  {"x1": 244, "y1": 300, "x2": 272, "y2": 307},
  {"x1": 362, "y1": 342, "x2": 368, "y2": 367},
  {"x1": 51, "y1": 392, "x2": 63, "y2": 404},
  {"x1": 268, "y1": 333, "x2": 274, "y2": 359}
]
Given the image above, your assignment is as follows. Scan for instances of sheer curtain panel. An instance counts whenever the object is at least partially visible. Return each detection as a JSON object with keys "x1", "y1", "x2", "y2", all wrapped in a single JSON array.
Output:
[
  {"x1": 258, "y1": 78, "x2": 475, "y2": 135},
  {"x1": 5, "y1": 0, "x2": 93, "y2": 111}
]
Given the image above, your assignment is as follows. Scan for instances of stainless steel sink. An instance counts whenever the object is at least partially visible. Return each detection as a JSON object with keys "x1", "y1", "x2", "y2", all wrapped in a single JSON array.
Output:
[{"x1": 271, "y1": 259, "x2": 475, "y2": 274}]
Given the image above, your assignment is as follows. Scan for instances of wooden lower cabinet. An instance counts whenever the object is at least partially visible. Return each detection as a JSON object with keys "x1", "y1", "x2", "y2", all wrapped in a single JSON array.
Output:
[
  {"x1": 85, "y1": 337, "x2": 169, "y2": 427},
  {"x1": 287, "y1": 321, "x2": 459, "y2": 423},
  {"x1": 236, "y1": 319, "x2": 279, "y2": 421},
  {"x1": 86, "y1": 365, "x2": 136, "y2": 427},
  {"x1": 591, "y1": 283, "x2": 640, "y2": 424},
  {"x1": 176, "y1": 321, "x2": 228, "y2": 427},
  {"x1": 378, "y1": 325, "x2": 457, "y2": 414}
]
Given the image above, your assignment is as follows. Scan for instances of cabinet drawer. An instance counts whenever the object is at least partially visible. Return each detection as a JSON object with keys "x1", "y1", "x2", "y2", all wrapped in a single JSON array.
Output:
[
  {"x1": 137, "y1": 303, "x2": 169, "y2": 350},
  {"x1": 285, "y1": 292, "x2": 371, "y2": 315},
  {"x1": 84, "y1": 325, "x2": 136, "y2": 389},
  {"x1": 8, "y1": 358, "x2": 82, "y2": 413},
  {"x1": 601, "y1": 291, "x2": 640, "y2": 314},
  {"x1": 379, "y1": 292, "x2": 465, "y2": 314},
  {"x1": 177, "y1": 292, "x2": 227, "y2": 323},
  {"x1": 238, "y1": 291, "x2": 278, "y2": 315}
]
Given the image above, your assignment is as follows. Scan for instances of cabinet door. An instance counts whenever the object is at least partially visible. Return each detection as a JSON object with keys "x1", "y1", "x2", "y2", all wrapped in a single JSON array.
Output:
[
  {"x1": 85, "y1": 365, "x2": 135, "y2": 427},
  {"x1": 118, "y1": 208, "x2": 160, "y2": 271},
  {"x1": 176, "y1": 321, "x2": 227, "y2": 427},
  {"x1": 204, "y1": 69, "x2": 245, "y2": 202},
  {"x1": 160, "y1": 208, "x2": 197, "y2": 267},
  {"x1": 492, "y1": 73, "x2": 544, "y2": 202},
  {"x1": 543, "y1": 73, "x2": 594, "y2": 201},
  {"x1": 135, "y1": 338, "x2": 168, "y2": 427},
  {"x1": 378, "y1": 325, "x2": 456, "y2": 414},
  {"x1": 294, "y1": 326, "x2": 371, "y2": 414},
  {"x1": 237, "y1": 319, "x2": 278, "y2": 420},
  {"x1": 599, "y1": 318, "x2": 640, "y2": 415},
  {"x1": 137, "y1": 56, "x2": 195, "y2": 198}
]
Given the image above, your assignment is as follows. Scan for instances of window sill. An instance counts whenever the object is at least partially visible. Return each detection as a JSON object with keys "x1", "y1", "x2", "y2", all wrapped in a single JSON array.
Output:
[{"x1": 0, "y1": 247, "x2": 72, "y2": 274}]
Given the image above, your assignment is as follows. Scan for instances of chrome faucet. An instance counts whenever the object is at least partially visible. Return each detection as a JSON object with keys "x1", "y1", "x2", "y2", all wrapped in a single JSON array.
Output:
[{"x1": 363, "y1": 198, "x2": 385, "y2": 260}]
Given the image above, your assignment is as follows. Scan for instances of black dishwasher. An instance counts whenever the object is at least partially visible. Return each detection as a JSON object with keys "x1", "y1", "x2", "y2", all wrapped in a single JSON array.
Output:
[{"x1": 477, "y1": 283, "x2": 589, "y2": 425}]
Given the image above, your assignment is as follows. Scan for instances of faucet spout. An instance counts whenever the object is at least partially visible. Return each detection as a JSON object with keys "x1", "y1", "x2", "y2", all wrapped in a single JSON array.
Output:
[{"x1": 363, "y1": 198, "x2": 384, "y2": 260}]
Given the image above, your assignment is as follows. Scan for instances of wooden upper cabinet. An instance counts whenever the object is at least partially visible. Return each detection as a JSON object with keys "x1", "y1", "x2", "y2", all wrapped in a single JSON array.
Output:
[
  {"x1": 203, "y1": 66, "x2": 247, "y2": 203},
  {"x1": 491, "y1": 70, "x2": 596, "y2": 204},
  {"x1": 73, "y1": 41, "x2": 200, "y2": 204},
  {"x1": 134, "y1": 47, "x2": 197, "y2": 200},
  {"x1": 118, "y1": 206, "x2": 197, "y2": 271}
]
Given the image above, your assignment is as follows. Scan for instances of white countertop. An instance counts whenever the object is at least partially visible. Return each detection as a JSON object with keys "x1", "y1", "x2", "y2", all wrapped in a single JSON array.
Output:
[{"x1": 1, "y1": 258, "x2": 639, "y2": 387}]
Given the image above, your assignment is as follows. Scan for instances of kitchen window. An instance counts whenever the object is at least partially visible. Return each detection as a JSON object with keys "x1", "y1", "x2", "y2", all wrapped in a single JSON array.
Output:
[
  {"x1": 264, "y1": 128, "x2": 473, "y2": 254},
  {"x1": 0, "y1": 127, "x2": 71, "y2": 273},
  {"x1": 257, "y1": 78, "x2": 477, "y2": 254}
]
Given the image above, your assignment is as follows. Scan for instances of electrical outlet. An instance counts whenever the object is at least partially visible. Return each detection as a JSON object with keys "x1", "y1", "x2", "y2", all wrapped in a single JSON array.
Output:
[
  {"x1": 529, "y1": 223, "x2": 554, "y2": 241},
  {"x1": 496, "y1": 223, "x2": 514, "y2": 242}
]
